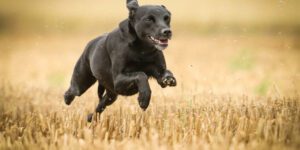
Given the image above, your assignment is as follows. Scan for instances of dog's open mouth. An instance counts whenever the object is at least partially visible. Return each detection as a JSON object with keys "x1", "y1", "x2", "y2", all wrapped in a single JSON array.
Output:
[{"x1": 147, "y1": 36, "x2": 169, "y2": 47}]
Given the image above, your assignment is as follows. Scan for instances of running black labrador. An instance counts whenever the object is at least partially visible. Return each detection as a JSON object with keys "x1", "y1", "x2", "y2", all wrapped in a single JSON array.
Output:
[{"x1": 64, "y1": 0, "x2": 176, "y2": 122}]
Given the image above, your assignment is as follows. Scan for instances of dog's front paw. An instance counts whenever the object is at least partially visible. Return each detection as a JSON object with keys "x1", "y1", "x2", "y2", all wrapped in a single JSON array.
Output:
[
  {"x1": 162, "y1": 76, "x2": 177, "y2": 87},
  {"x1": 138, "y1": 90, "x2": 151, "y2": 111}
]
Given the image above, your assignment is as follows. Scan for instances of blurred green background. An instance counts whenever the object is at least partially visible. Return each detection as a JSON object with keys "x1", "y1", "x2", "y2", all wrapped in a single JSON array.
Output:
[{"x1": 0, "y1": 0, "x2": 299, "y2": 96}]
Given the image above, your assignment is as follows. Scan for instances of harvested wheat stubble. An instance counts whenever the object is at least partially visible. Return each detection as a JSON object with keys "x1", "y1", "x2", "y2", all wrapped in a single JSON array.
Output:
[{"x1": 0, "y1": 83, "x2": 299, "y2": 150}]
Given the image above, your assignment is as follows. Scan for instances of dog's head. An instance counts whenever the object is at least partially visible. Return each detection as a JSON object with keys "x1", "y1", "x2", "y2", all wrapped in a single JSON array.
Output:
[{"x1": 120, "y1": 0, "x2": 172, "y2": 51}]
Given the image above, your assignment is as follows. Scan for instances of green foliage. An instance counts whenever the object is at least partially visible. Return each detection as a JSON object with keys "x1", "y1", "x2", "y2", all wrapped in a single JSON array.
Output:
[
  {"x1": 230, "y1": 49, "x2": 255, "y2": 71},
  {"x1": 255, "y1": 79, "x2": 271, "y2": 96}
]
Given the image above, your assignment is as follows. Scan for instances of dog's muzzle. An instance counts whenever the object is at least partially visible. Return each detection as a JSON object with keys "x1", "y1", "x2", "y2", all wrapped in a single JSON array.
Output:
[{"x1": 147, "y1": 35, "x2": 169, "y2": 51}]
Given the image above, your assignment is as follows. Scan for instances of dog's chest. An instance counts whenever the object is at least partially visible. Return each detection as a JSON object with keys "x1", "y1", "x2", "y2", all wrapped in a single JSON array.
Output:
[
  {"x1": 123, "y1": 54, "x2": 156, "y2": 73},
  {"x1": 124, "y1": 59, "x2": 153, "y2": 72}
]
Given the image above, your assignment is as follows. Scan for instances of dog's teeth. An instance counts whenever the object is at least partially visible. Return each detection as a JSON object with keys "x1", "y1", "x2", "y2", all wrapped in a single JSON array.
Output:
[{"x1": 149, "y1": 36, "x2": 168, "y2": 45}]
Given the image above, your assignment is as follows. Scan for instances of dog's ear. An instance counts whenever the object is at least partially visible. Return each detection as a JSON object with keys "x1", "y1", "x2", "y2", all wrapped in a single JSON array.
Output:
[
  {"x1": 119, "y1": 19, "x2": 136, "y2": 43},
  {"x1": 126, "y1": 0, "x2": 139, "y2": 20},
  {"x1": 161, "y1": 5, "x2": 171, "y2": 15}
]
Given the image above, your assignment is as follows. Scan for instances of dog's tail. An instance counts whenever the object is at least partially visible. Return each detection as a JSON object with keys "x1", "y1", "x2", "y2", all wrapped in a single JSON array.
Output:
[{"x1": 64, "y1": 89, "x2": 75, "y2": 105}]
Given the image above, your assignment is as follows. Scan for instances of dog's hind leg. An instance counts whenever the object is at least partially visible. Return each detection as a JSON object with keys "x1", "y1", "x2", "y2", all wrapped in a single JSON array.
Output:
[
  {"x1": 97, "y1": 84, "x2": 105, "y2": 99},
  {"x1": 64, "y1": 57, "x2": 96, "y2": 105},
  {"x1": 87, "y1": 89, "x2": 118, "y2": 122}
]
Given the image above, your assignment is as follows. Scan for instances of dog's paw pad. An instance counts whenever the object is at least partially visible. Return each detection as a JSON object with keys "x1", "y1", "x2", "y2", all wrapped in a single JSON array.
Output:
[
  {"x1": 162, "y1": 76, "x2": 177, "y2": 86},
  {"x1": 163, "y1": 78, "x2": 168, "y2": 84}
]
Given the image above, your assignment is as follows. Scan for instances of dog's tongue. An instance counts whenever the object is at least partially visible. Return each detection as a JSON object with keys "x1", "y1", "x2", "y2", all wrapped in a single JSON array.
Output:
[{"x1": 159, "y1": 39, "x2": 168, "y2": 44}]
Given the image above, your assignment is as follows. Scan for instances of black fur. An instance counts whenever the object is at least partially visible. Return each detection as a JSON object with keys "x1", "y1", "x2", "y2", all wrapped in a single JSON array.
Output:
[{"x1": 64, "y1": 0, "x2": 176, "y2": 122}]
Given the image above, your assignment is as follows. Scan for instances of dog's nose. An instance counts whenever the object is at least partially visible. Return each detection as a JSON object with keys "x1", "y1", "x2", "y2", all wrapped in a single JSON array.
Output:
[{"x1": 162, "y1": 28, "x2": 172, "y2": 36}]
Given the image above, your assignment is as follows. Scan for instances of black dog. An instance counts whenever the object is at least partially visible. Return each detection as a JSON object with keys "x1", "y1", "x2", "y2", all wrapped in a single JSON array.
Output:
[{"x1": 64, "y1": 0, "x2": 176, "y2": 122}]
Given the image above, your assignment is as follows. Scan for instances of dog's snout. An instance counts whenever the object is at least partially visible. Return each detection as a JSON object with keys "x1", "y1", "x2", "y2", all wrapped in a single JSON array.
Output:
[{"x1": 161, "y1": 28, "x2": 172, "y2": 36}]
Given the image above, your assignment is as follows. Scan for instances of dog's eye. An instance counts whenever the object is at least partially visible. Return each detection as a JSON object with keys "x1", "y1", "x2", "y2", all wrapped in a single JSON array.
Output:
[
  {"x1": 164, "y1": 16, "x2": 170, "y2": 23},
  {"x1": 145, "y1": 16, "x2": 155, "y2": 23}
]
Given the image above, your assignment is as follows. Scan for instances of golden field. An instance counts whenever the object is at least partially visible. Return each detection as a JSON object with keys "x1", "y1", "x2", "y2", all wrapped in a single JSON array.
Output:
[{"x1": 0, "y1": 0, "x2": 299, "y2": 149}]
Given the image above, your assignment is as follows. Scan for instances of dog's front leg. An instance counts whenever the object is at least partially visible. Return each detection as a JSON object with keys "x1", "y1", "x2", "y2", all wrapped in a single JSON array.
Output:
[
  {"x1": 152, "y1": 69, "x2": 177, "y2": 88},
  {"x1": 114, "y1": 72, "x2": 151, "y2": 110}
]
